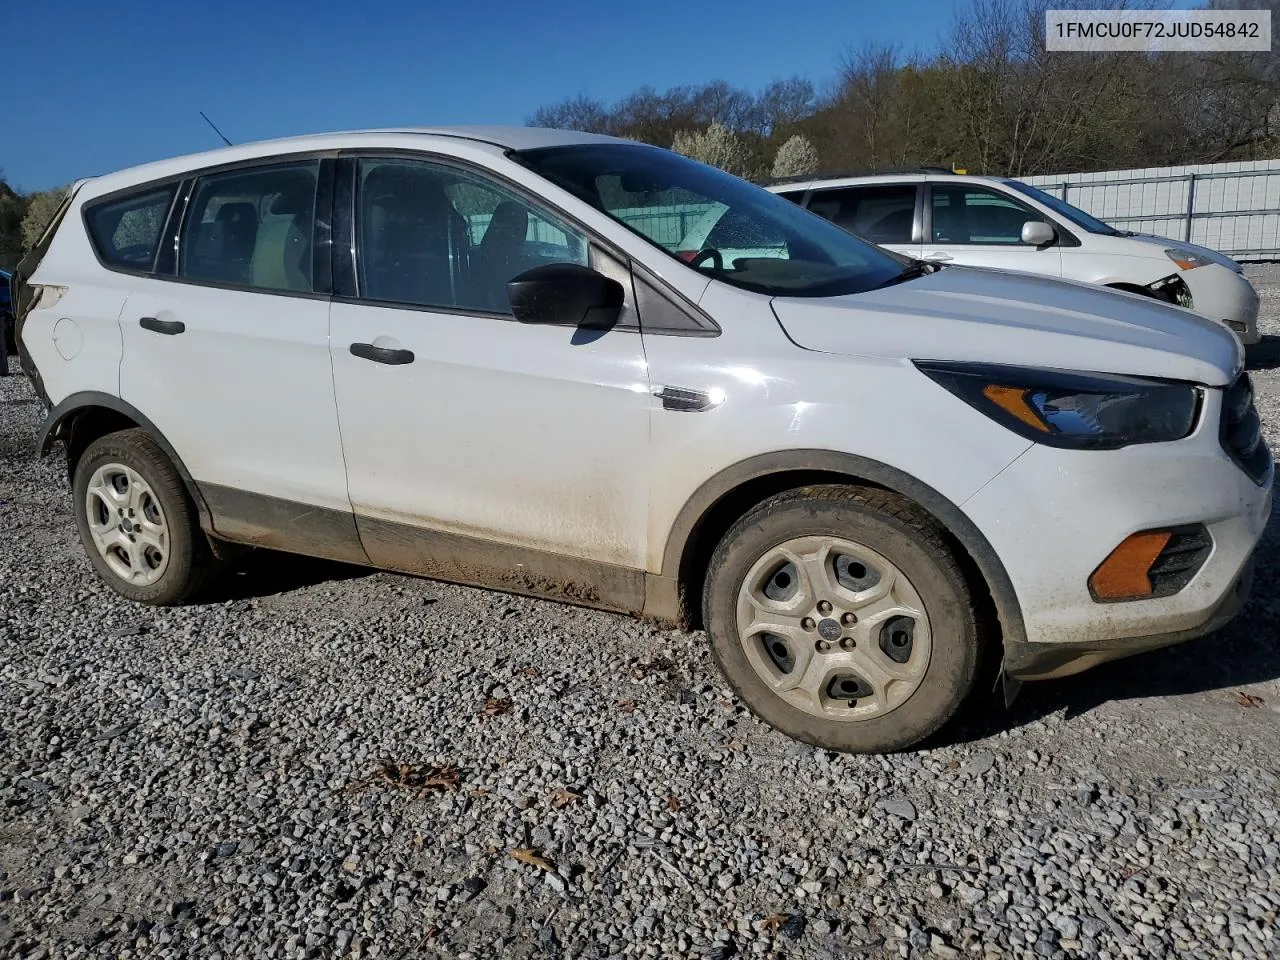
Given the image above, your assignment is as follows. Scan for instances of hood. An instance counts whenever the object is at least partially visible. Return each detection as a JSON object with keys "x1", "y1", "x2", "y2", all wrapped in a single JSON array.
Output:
[{"x1": 772, "y1": 265, "x2": 1241, "y2": 387}]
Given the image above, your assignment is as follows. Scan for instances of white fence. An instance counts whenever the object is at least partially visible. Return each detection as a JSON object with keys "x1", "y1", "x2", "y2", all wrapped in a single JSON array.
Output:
[{"x1": 1023, "y1": 159, "x2": 1280, "y2": 261}]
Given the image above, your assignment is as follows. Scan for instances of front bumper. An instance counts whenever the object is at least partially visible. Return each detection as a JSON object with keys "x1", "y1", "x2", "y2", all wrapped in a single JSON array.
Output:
[
  {"x1": 1003, "y1": 549, "x2": 1256, "y2": 680},
  {"x1": 1183, "y1": 264, "x2": 1261, "y2": 346},
  {"x1": 962, "y1": 385, "x2": 1273, "y2": 680}
]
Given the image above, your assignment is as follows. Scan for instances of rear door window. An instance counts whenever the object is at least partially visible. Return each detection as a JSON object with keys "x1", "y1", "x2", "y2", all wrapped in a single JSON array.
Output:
[
  {"x1": 85, "y1": 186, "x2": 178, "y2": 271},
  {"x1": 180, "y1": 161, "x2": 320, "y2": 292},
  {"x1": 807, "y1": 185, "x2": 917, "y2": 243}
]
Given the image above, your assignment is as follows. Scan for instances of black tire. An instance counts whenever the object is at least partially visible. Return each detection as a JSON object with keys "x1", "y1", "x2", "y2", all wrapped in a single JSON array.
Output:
[
  {"x1": 72, "y1": 428, "x2": 218, "y2": 605},
  {"x1": 703, "y1": 484, "x2": 982, "y2": 753}
]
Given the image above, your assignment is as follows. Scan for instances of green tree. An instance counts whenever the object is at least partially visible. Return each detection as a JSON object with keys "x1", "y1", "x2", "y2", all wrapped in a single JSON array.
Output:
[
  {"x1": 0, "y1": 176, "x2": 26, "y2": 271},
  {"x1": 20, "y1": 187, "x2": 70, "y2": 252}
]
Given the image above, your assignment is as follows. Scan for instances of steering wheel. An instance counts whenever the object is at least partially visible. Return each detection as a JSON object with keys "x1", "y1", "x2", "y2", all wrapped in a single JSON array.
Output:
[{"x1": 688, "y1": 248, "x2": 724, "y2": 271}]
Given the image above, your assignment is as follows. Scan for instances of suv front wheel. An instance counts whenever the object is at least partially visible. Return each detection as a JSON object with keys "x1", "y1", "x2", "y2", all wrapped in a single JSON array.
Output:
[
  {"x1": 704, "y1": 485, "x2": 982, "y2": 753},
  {"x1": 72, "y1": 429, "x2": 217, "y2": 605}
]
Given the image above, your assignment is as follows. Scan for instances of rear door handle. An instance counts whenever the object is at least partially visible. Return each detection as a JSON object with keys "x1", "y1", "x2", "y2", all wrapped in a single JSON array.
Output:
[
  {"x1": 923, "y1": 252, "x2": 953, "y2": 262},
  {"x1": 350, "y1": 342, "x2": 415, "y2": 365},
  {"x1": 139, "y1": 317, "x2": 185, "y2": 335}
]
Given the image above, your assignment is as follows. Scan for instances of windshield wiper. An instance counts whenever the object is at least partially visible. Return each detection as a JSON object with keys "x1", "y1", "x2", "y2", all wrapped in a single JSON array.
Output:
[{"x1": 874, "y1": 260, "x2": 937, "y2": 289}]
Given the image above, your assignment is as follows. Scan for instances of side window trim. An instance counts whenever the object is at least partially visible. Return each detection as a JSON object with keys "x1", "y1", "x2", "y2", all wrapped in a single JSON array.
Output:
[
  {"x1": 333, "y1": 156, "x2": 358, "y2": 299},
  {"x1": 155, "y1": 179, "x2": 193, "y2": 276},
  {"x1": 312, "y1": 158, "x2": 336, "y2": 296},
  {"x1": 631, "y1": 260, "x2": 720, "y2": 337},
  {"x1": 910, "y1": 184, "x2": 925, "y2": 244}
]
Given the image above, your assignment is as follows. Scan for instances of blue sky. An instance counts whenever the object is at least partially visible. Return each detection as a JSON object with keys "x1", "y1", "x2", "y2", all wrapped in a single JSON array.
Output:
[
  {"x1": 3, "y1": 0, "x2": 975, "y2": 191},
  {"x1": 4, "y1": 0, "x2": 1206, "y2": 192}
]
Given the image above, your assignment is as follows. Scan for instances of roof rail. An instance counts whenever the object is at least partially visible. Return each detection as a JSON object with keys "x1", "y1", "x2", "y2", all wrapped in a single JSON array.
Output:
[{"x1": 761, "y1": 165, "x2": 961, "y2": 186}]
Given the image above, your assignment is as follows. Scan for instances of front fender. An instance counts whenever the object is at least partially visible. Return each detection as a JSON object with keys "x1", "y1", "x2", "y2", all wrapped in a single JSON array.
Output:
[{"x1": 657, "y1": 447, "x2": 1029, "y2": 655}]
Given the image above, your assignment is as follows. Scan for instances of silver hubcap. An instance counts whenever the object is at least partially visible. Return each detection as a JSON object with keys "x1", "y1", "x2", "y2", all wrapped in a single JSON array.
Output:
[
  {"x1": 85, "y1": 463, "x2": 170, "y2": 586},
  {"x1": 736, "y1": 536, "x2": 931, "y2": 721}
]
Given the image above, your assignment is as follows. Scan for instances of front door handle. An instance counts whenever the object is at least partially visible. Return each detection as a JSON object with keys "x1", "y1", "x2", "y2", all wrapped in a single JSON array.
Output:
[
  {"x1": 923, "y1": 252, "x2": 953, "y2": 262},
  {"x1": 350, "y1": 342, "x2": 415, "y2": 365},
  {"x1": 139, "y1": 317, "x2": 185, "y2": 335}
]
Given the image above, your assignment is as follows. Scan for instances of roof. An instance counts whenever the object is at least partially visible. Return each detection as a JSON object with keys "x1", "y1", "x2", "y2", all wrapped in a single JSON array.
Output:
[
  {"x1": 766, "y1": 171, "x2": 1000, "y2": 192},
  {"x1": 72, "y1": 126, "x2": 629, "y2": 195},
  {"x1": 324, "y1": 125, "x2": 626, "y2": 150}
]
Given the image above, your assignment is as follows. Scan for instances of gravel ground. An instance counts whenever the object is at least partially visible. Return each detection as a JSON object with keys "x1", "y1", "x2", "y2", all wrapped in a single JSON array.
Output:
[{"x1": 3, "y1": 272, "x2": 1280, "y2": 960}]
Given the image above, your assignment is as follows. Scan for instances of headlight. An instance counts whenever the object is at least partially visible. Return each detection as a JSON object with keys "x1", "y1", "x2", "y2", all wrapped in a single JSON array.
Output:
[
  {"x1": 1165, "y1": 248, "x2": 1210, "y2": 271},
  {"x1": 915, "y1": 362, "x2": 1200, "y2": 449}
]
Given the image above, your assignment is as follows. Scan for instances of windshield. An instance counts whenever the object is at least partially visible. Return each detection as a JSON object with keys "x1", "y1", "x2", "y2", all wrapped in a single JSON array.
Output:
[
  {"x1": 1003, "y1": 180, "x2": 1122, "y2": 236},
  {"x1": 511, "y1": 143, "x2": 907, "y2": 297}
]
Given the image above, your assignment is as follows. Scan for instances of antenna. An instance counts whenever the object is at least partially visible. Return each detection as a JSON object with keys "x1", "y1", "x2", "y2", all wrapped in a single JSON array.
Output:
[{"x1": 199, "y1": 111, "x2": 233, "y2": 147}]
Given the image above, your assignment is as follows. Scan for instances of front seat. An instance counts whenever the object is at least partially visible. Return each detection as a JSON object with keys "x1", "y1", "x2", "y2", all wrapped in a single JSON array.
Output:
[
  {"x1": 360, "y1": 165, "x2": 470, "y2": 307},
  {"x1": 861, "y1": 208, "x2": 914, "y2": 244},
  {"x1": 475, "y1": 200, "x2": 530, "y2": 311}
]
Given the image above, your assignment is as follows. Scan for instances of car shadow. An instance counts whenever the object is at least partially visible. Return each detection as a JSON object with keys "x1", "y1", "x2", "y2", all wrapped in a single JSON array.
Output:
[
  {"x1": 937, "y1": 463, "x2": 1280, "y2": 747},
  {"x1": 1246, "y1": 335, "x2": 1280, "y2": 371},
  {"x1": 209, "y1": 549, "x2": 371, "y2": 601}
]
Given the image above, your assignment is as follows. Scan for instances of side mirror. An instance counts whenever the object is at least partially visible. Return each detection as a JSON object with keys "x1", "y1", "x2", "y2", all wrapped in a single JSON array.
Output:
[
  {"x1": 506, "y1": 263, "x2": 624, "y2": 329},
  {"x1": 1021, "y1": 220, "x2": 1056, "y2": 246}
]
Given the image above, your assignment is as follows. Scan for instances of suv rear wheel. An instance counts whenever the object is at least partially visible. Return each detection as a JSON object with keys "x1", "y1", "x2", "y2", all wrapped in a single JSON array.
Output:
[
  {"x1": 703, "y1": 485, "x2": 982, "y2": 753},
  {"x1": 72, "y1": 429, "x2": 217, "y2": 604}
]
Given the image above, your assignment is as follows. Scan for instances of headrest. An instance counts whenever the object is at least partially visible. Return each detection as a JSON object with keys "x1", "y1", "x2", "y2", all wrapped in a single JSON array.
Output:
[{"x1": 215, "y1": 202, "x2": 257, "y2": 224}]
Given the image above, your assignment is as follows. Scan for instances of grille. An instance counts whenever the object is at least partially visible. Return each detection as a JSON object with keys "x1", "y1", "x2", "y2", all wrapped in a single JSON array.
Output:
[
  {"x1": 1221, "y1": 373, "x2": 1271, "y2": 485},
  {"x1": 1147, "y1": 526, "x2": 1213, "y2": 598}
]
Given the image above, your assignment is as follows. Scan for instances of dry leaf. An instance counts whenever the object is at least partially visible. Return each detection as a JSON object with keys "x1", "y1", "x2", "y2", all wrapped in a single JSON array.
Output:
[
  {"x1": 510, "y1": 847, "x2": 555, "y2": 872},
  {"x1": 755, "y1": 914, "x2": 789, "y2": 934},
  {"x1": 667, "y1": 795, "x2": 681, "y2": 812},
  {"x1": 549, "y1": 787, "x2": 582, "y2": 809},
  {"x1": 344, "y1": 762, "x2": 461, "y2": 794},
  {"x1": 631, "y1": 656, "x2": 674, "y2": 681},
  {"x1": 616, "y1": 699, "x2": 637, "y2": 714},
  {"x1": 1235, "y1": 691, "x2": 1264, "y2": 708},
  {"x1": 481, "y1": 697, "x2": 514, "y2": 717}
]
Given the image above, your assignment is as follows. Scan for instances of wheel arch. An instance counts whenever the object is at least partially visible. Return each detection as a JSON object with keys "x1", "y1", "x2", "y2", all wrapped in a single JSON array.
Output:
[
  {"x1": 36, "y1": 391, "x2": 213, "y2": 532},
  {"x1": 659, "y1": 450, "x2": 1027, "y2": 652}
]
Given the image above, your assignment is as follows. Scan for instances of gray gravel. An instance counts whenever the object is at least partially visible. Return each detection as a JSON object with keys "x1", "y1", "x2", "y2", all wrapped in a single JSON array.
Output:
[{"x1": 3, "y1": 271, "x2": 1280, "y2": 959}]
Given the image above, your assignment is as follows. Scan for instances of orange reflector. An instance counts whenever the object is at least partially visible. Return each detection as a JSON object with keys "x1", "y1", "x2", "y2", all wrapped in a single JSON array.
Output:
[
  {"x1": 1089, "y1": 531, "x2": 1172, "y2": 600},
  {"x1": 982, "y1": 385, "x2": 1049, "y2": 432}
]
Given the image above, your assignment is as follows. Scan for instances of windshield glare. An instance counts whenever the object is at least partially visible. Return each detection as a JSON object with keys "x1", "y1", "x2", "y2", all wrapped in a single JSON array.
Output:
[
  {"x1": 1003, "y1": 180, "x2": 1120, "y2": 236},
  {"x1": 511, "y1": 143, "x2": 907, "y2": 298}
]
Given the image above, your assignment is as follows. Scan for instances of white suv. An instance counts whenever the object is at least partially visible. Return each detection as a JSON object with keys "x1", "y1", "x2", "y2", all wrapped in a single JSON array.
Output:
[
  {"x1": 11, "y1": 128, "x2": 1272, "y2": 753},
  {"x1": 768, "y1": 171, "x2": 1262, "y2": 345}
]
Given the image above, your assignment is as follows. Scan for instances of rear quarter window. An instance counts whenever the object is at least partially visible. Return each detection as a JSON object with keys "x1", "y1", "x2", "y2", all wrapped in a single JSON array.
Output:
[{"x1": 85, "y1": 186, "x2": 178, "y2": 271}]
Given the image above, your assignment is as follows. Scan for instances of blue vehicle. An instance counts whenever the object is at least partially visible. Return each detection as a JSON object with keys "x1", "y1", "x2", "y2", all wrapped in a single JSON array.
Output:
[{"x1": 0, "y1": 267, "x2": 12, "y2": 370}]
